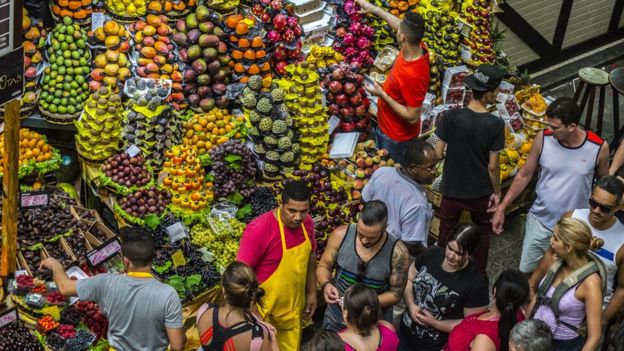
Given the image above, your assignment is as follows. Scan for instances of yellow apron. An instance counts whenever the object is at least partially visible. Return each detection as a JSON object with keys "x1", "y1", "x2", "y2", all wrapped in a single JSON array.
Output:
[
  {"x1": 257, "y1": 211, "x2": 312, "y2": 351},
  {"x1": 109, "y1": 272, "x2": 154, "y2": 351}
]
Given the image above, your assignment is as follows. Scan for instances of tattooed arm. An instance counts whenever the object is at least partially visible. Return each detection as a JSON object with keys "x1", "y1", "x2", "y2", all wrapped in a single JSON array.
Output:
[
  {"x1": 378, "y1": 241, "x2": 410, "y2": 308},
  {"x1": 316, "y1": 225, "x2": 348, "y2": 304}
]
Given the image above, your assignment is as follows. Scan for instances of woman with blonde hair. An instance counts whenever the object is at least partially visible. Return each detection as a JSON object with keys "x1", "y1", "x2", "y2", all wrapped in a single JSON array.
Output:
[
  {"x1": 196, "y1": 262, "x2": 275, "y2": 351},
  {"x1": 528, "y1": 217, "x2": 605, "y2": 351}
]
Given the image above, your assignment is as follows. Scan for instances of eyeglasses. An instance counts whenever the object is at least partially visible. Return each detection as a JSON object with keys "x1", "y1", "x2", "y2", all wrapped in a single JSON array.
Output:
[
  {"x1": 589, "y1": 198, "x2": 614, "y2": 213},
  {"x1": 356, "y1": 259, "x2": 368, "y2": 282},
  {"x1": 413, "y1": 163, "x2": 437, "y2": 172}
]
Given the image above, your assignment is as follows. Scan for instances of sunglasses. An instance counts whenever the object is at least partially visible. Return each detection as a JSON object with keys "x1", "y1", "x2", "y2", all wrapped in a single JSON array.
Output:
[
  {"x1": 356, "y1": 259, "x2": 368, "y2": 282},
  {"x1": 589, "y1": 198, "x2": 614, "y2": 213}
]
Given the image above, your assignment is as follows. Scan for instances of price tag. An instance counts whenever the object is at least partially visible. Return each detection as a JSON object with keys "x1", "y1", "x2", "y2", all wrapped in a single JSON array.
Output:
[
  {"x1": 0, "y1": 308, "x2": 18, "y2": 329},
  {"x1": 20, "y1": 191, "x2": 49, "y2": 208},
  {"x1": 125, "y1": 144, "x2": 141, "y2": 157},
  {"x1": 15, "y1": 270, "x2": 28, "y2": 277},
  {"x1": 91, "y1": 12, "x2": 105, "y2": 31},
  {"x1": 41, "y1": 306, "x2": 61, "y2": 321},
  {"x1": 328, "y1": 115, "x2": 340, "y2": 135},
  {"x1": 86, "y1": 238, "x2": 122, "y2": 268},
  {"x1": 171, "y1": 250, "x2": 186, "y2": 267},
  {"x1": 157, "y1": 171, "x2": 169, "y2": 186},
  {"x1": 166, "y1": 222, "x2": 187, "y2": 243}
]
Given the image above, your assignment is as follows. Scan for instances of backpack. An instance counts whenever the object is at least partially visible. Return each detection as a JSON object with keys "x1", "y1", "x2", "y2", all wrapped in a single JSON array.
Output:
[
  {"x1": 531, "y1": 251, "x2": 608, "y2": 336},
  {"x1": 533, "y1": 251, "x2": 608, "y2": 336}
]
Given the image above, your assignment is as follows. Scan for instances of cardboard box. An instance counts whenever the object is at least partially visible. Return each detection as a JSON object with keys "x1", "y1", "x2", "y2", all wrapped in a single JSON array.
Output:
[
  {"x1": 302, "y1": 13, "x2": 332, "y2": 47},
  {"x1": 296, "y1": 2, "x2": 326, "y2": 25},
  {"x1": 289, "y1": 0, "x2": 322, "y2": 15}
]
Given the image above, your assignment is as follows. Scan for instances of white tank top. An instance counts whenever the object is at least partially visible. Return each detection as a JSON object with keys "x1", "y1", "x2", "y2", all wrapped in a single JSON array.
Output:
[
  {"x1": 530, "y1": 130, "x2": 602, "y2": 229},
  {"x1": 572, "y1": 208, "x2": 624, "y2": 301}
]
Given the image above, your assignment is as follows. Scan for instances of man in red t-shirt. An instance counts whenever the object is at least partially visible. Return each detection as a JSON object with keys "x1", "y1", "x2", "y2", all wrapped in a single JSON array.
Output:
[
  {"x1": 236, "y1": 181, "x2": 317, "y2": 351},
  {"x1": 356, "y1": 0, "x2": 430, "y2": 164}
]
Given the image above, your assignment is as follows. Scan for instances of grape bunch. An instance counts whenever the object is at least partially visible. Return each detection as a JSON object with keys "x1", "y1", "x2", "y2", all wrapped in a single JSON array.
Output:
[
  {"x1": 0, "y1": 322, "x2": 44, "y2": 350},
  {"x1": 241, "y1": 187, "x2": 278, "y2": 223},
  {"x1": 152, "y1": 213, "x2": 180, "y2": 248},
  {"x1": 210, "y1": 140, "x2": 257, "y2": 199},
  {"x1": 191, "y1": 218, "x2": 245, "y2": 271}
]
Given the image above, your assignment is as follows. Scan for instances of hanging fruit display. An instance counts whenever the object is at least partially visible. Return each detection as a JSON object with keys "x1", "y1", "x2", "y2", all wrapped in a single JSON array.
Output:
[
  {"x1": 323, "y1": 63, "x2": 371, "y2": 134},
  {"x1": 223, "y1": 14, "x2": 271, "y2": 83},
  {"x1": 241, "y1": 75, "x2": 298, "y2": 178},
  {"x1": 39, "y1": 17, "x2": 91, "y2": 121},
  {"x1": 333, "y1": 0, "x2": 376, "y2": 68},
  {"x1": 128, "y1": 14, "x2": 185, "y2": 108},
  {"x1": 181, "y1": 108, "x2": 246, "y2": 158},
  {"x1": 160, "y1": 145, "x2": 213, "y2": 214},
  {"x1": 51, "y1": 0, "x2": 93, "y2": 22},
  {"x1": 173, "y1": 5, "x2": 232, "y2": 111},
  {"x1": 75, "y1": 87, "x2": 123, "y2": 162},
  {"x1": 90, "y1": 20, "x2": 132, "y2": 91},
  {"x1": 279, "y1": 63, "x2": 328, "y2": 170}
]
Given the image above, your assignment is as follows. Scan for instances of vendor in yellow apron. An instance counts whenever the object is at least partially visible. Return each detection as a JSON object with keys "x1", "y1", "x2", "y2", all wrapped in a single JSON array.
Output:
[
  {"x1": 258, "y1": 211, "x2": 312, "y2": 351},
  {"x1": 109, "y1": 271, "x2": 154, "y2": 351}
]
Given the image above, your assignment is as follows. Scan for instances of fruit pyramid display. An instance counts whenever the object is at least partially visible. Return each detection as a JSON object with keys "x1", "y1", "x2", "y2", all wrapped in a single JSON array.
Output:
[
  {"x1": 106, "y1": 0, "x2": 147, "y2": 18},
  {"x1": 415, "y1": 0, "x2": 461, "y2": 68},
  {"x1": 305, "y1": 45, "x2": 344, "y2": 72},
  {"x1": 223, "y1": 14, "x2": 272, "y2": 83},
  {"x1": 51, "y1": 0, "x2": 93, "y2": 22},
  {"x1": 338, "y1": 140, "x2": 395, "y2": 199},
  {"x1": 241, "y1": 75, "x2": 298, "y2": 178},
  {"x1": 129, "y1": 13, "x2": 185, "y2": 107},
  {"x1": 251, "y1": 3, "x2": 303, "y2": 76},
  {"x1": 123, "y1": 87, "x2": 182, "y2": 171},
  {"x1": 181, "y1": 108, "x2": 246, "y2": 159},
  {"x1": 460, "y1": 0, "x2": 495, "y2": 65},
  {"x1": 75, "y1": 86, "x2": 124, "y2": 162},
  {"x1": 39, "y1": 17, "x2": 91, "y2": 120},
  {"x1": 116, "y1": 186, "x2": 172, "y2": 224},
  {"x1": 18, "y1": 9, "x2": 46, "y2": 113},
  {"x1": 333, "y1": 0, "x2": 376, "y2": 68},
  {"x1": 323, "y1": 63, "x2": 371, "y2": 134},
  {"x1": 173, "y1": 5, "x2": 233, "y2": 112},
  {"x1": 160, "y1": 145, "x2": 213, "y2": 213},
  {"x1": 210, "y1": 139, "x2": 257, "y2": 199},
  {"x1": 0, "y1": 129, "x2": 61, "y2": 178},
  {"x1": 279, "y1": 63, "x2": 328, "y2": 170},
  {"x1": 100, "y1": 151, "x2": 154, "y2": 195},
  {"x1": 190, "y1": 217, "x2": 245, "y2": 271},
  {"x1": 366, "y1": 0, "x2": 398, "y2": 52},
  {"x1": 148, "y1": 0, "x2": 197, "y2": 17},
  {"x1": 90, "y1": 20, "x2": 132, "y2": 91}
]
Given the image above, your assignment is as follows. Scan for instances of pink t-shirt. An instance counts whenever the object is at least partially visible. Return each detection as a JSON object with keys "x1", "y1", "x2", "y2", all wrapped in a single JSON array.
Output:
[{"x1": 236, "y1": 211, "x2": 316, "y2": 283}]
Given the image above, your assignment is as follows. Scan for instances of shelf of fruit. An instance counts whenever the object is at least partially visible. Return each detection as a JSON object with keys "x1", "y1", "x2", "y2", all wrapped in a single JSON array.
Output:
[{"x1": 0, "y1": 128, "x2": 62, "y2": 179}]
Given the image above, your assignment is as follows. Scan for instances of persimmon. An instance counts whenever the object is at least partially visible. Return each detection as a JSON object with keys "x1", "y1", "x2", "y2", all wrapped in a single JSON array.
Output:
[
  {"x1": 244, "y1": 49, "x2": 255, "y2": 60},
  {"x1": 68, "y1": 1, "x2": 82, "y2": 10},
  {"x1": 235, "y1": 22, "x2": 249, "y2": 36},
  {"x1": 232, "y1": 50, "x2": 244, "y2": 60},
  {"x1": 238, "y1": 38, "x2": 250, "y2": 48},
  {"x1": 234, "y1": 62, "x2": 245, "y2": 73},
  {"x1": 226, "y1": 14, "x2": 242, "y2": 29},
  {"x1": 251, "y1": 36, "x2": 263, "y2": 48}
]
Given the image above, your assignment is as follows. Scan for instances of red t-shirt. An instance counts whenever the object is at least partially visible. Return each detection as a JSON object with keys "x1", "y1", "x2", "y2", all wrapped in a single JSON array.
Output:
[
  {"x1": 236, "y1": 211, "x2": 316, "y2": 283},
  {"x1": 377, "y1": 44, "x2": 430, "y2": 142}
]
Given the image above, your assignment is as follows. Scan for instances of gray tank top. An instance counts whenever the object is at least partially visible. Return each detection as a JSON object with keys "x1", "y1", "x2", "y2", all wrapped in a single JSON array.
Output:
[{"x1": 322, "y1": 224, "x2": 399, "y2": 332}]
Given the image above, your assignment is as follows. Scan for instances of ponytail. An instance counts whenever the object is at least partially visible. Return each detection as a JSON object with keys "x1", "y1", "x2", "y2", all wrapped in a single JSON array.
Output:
[
  {"x1": 343, "y1": 284, "x2": 379, "y2": 337},
  {"x1": 493, "y1": 270, "x2": 530, "y2": 351}
]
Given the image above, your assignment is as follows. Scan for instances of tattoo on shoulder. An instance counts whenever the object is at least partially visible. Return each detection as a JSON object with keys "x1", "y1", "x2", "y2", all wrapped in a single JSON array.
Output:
[{"x1": 390, "y1": 243, "x2": 409, "y2": 293}]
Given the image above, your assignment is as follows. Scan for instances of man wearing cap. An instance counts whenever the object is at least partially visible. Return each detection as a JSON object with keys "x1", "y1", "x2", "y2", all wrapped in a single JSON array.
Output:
[
  {"x1": 356, "y1": 0, "x2": 429, "y2": 164},
  {"x1": 434, "y1": 64, "x2": 505, "y2": 274}
]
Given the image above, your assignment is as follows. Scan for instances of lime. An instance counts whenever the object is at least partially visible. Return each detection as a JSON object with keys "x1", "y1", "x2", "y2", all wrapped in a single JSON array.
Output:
[
  {"x1": 77, "y1": 39, "x2": 86, "y2": 49},
  {"x1": 66, "y1": 26, "x2": 75, "y2": 36},
  {"x1": 71, "y1": 51, "x2": 80, "y2": 60},
  {"x1": 67, "y1": 67, "x2": 74, "y2": 76},
  {"x1": 75, "y1": 76, "x2": 85, "y2": 84},
  {"x1": 63, "y1": 17, "x2": 72, "y2": 26},
  {"x1": 68, "y1": 43, "x2": 77, "y2": 51},
  {"x1": 67, "y1": 106, "x2": 76, "y2": 114},
  {"x1": 70, "y1": 81, "x2": 78, "y2": 89},
  {"x1": 49, "y1": 104, "x2": 58, "y2": 113},
  {"x1": 58, "y1": 105, "x2": 67, "y2": 114},
  {"x1": 58, "y1": 67, "x2": 66, "y2": 75},
  {"x1": 58, "y1": 34, "x2": 65, "y2": 42},
  {"x1": 61, "y1": 42, "x2": 68, "y2": 51}
]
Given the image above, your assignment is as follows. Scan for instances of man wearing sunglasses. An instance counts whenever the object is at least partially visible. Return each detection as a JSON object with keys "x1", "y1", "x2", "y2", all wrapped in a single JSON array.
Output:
[
  {"x1": 316, "y1": 200, "x2": 410, "y2": 333},
  {"x1": 361, "y1": 140, "x2": 438, "y2": 258},
  {"x1": 529, "y1": 176, "x2": 624, "y2": 327}
]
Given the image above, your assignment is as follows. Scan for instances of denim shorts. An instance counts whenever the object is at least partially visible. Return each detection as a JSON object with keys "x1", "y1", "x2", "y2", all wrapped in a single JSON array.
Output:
[
  {"x1": 374, "y1": 127, "x2": 414, "y2": 165},
  {"x1": 519, "y1": 212, "x2": 554, "y2": 273}
]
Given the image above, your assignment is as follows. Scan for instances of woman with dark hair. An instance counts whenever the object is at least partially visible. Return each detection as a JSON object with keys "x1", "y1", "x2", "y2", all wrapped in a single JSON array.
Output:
[
  {"x1": 196, "y1": 262, "x2": 274, "y2": 351},
  {"x1": 308, "y1": 330, "x2": 344, "y2": 351},
  {"x1": 399, "y1": 223, "x2": 490, "y2": 351},
  {"x1": 443, "y1": 269, "x2": 529, "y2": 351},
  {"x1": 338, "y1": 284, "x2": 399, "y2": 351}
]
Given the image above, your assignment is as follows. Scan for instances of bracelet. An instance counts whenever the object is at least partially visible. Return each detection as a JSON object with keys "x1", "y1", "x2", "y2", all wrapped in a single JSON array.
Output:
[{"x1": 319, "y1": 280, "x2": 332, "y2": 291}]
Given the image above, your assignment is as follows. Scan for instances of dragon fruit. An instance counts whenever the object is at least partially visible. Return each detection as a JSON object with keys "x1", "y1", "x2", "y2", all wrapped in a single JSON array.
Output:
[
  {"x1": 273, "y1": 13, "x2": 287, "y2": 30},
  {"x1": 344, "y1": 47, "x2": 358, "y2": 58},
  {"x1": 343, "y1": 33, "x2": 356, "y2": 46},
  {"x1": 283, "y1": 29, "x2": 295, "y2": 42},
  {"x1": 294, "y1": 26, "x2": 302, "y2": 37},
  {"x1": 356, "y1": 37, "x2": 371, "y2": 49},
  {"x1": 287, "y1": 16, "x2": 299, "y2": 28},
  {"x1": 271, "y1": 0, "x2": 282, "y2": 10},
  {"x1": 273, "y1": 45, "x2": 288, "y2": 60},
  {"x1": 361, "y1": 25, "x2": 375, "y2": 37},
  {"x1": 267, "y1": 30, "x2": 282, "y2": 43},
  {"x1": 343, "y1": 0, "x2": 358, "y2": 15},
  {"x1": 349, "y1": 22, "x2": 362, "y2": 34}
]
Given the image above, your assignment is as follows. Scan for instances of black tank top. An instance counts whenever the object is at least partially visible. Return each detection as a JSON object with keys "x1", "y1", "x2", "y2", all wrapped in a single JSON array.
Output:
[{"x1": 201, "y1": 306, "x2": 263, "y2": 351}]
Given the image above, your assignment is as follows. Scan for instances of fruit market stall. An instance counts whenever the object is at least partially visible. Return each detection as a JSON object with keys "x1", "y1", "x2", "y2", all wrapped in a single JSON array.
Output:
[{"x1": 0, "y1": 0, "x2": 554, "y2": 348}]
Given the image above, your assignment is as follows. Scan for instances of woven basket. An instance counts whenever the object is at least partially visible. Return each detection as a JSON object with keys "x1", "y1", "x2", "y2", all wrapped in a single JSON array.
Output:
[
  {"x1": 0, "y1": 103, "x2": 37, "y2": 120},
  {"x1": 424, "y1": 186, "x2": 442, "y2": 208},
  {"x1": 39, "y1": 107, "x2": 80, "y2": 124}
]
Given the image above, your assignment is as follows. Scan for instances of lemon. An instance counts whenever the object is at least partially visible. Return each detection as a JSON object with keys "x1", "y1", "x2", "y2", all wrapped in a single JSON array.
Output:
[{"x1": 114, "y1": 3, "x2": 124, "y2": 12}]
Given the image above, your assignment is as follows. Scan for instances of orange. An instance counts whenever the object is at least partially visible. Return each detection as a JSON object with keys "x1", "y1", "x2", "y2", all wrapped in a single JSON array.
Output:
[
  {"x1": 238, "y1": 38, "x2": 250, "y2": 48},
  {"x1": 251, "y1": 37, "x2": 263, "y2": 48},
  {"x1": 243, "y1": 49, "x2": 255, "y2": 60},
  {"x1": 235, "y1": 22, "x2": 249, "y2": 36}
]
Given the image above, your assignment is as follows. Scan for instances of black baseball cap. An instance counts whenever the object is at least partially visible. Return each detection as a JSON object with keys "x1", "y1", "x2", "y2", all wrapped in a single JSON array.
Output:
[{"x1": 464, "y1": 64, "x2": 504, "y2": 91}]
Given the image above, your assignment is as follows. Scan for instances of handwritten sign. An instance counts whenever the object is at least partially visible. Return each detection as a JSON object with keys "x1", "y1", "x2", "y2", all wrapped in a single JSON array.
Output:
[
  {"x1": 20, "y1": 191, "x2": 49, "y2": 208},
  {"x1": 86, "y1": 238, "x2": 122, "y2": 268},
  {"x1": 0, "y1": 46, "x2": 24, "y2": 105},
  {"x1": 125, "y1": 144, "x2": 141, "y2": 157},
  {"x1": 166, "y1": 222, "x2": 187, "y2": 243},
  {"x1": 91, "y1": 12, "x2": 105, "y2": 31},
  {"x1": 0, "y1": 308, "x2": 18, "y2": 329}
]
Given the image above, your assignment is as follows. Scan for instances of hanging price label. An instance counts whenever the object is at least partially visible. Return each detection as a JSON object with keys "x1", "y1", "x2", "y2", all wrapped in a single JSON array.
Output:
[
  {"x1": 166, "y1": 222, "x2": 188, "y2": 243},
  {"x1": 0, "y1": 308, "x2": 18, "y2": 329},
  {"x1": 171, "y1": 250, "x2": 187, "y2": 267},
  {"x1": 125, "y1": 144, "x2": 141, "y2": 157},
  {"x1": 20, "y1": 191, "x2": 49, "y2": 208},
  {"x1": 86, "y1": 238, "x2": 122, "y2": 268},
  {"x1": 91, "y1": 12, "x2": 105, "y2": 31}
]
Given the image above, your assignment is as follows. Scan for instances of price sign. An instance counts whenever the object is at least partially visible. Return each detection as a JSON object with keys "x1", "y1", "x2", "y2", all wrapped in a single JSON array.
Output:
[
  {"x1": 20, "y1": 191, "x2": 49, "y2": 208},
  {"x1": 125, "y1": 144, "x2": 141, "y2": 157},
  {"x1": 328, "y1": 115, "x2": 340, "y2": 135},
  {"x1": 166, "y1": 222, "x2": 187, "y2": 243},
  {"x1": 91, "y1": 12, "x2": 105, "y2": 31},
  {"x1": 86, "y1": 238, "x2": 122, "y2": 268},
  {"x1": 171, "y1": 250, "x2": 186, "y2": 267},
  {"x1": 0, "y1": 308, "x2": 18, "y2": 329}
]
